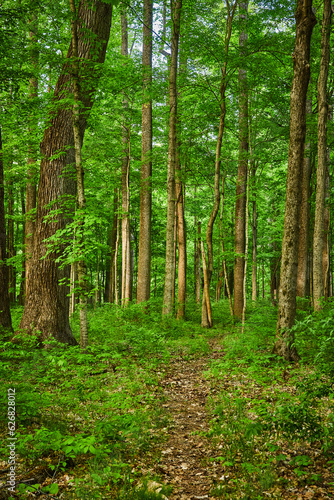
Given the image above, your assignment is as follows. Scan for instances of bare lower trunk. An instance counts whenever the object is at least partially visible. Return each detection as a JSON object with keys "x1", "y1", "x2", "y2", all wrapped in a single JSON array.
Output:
[
  {"x1": 19, "y1": 0, "x2": 113, "y2": 343},
  {"x1": 202, "y1": 0, "x2": 236, "y2": 327},
  {"x1": 251, "y1": 163, "x2": 257, "y2": 301},
  {"x1": 313, "y1": 0, "x2": 331, "y2": 311},
  {"x1": 274, "y1": 0, "x2": 316, "y2": 361},
  {"x1": 0, "y1": 128, "x2": 12, "y2": 333},
  {"x1": 176, "y1": 156, "x2": 186, "y2": 319},
  {"x1": 137, "y1": 0, "x2": 153, "y2": 303},
  {"x1": 234, "y1": 1, "x2": 248, "y2": 319},
  {"x1": 25, "y1": 10, "x2": 38, "y2": 298},
  {"x1": 163, "y1": 0, "x2": 182, "y2": 315},
  {"x1": 323, "y1": 164, "x2": 330, "y2": 299},
  {"x1": 121, "y1": 10, "x2": 131, "y2": 307},
  {"x1": 296, "y1": 98, "x2": 312, "y2": 297},
  {"x1": 70, "y1": 0, "x2": 88, "y2": 348},
  {"x1": 195, "y1": 220, "x2": 201, "y2": 304},
  {"x1": 7, "y1": 179, "x2": 15, "y2": 303}
]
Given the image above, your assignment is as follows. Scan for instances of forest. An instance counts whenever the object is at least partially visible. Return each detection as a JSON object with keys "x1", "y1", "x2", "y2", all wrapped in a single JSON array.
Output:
[{"x1": 1, "y1": 0, "x2": 334, "y2": 498}]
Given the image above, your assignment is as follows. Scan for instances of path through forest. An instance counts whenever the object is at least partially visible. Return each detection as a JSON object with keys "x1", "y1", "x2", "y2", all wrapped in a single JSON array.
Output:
[{"x1": 151, "y1": 339, "x2": 224, "y2": 499}]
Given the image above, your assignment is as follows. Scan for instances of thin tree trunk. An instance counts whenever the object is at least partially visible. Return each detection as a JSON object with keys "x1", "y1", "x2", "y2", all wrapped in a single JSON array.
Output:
[
  {"x1": 274, "y1": 0, "x2": 316, "y2": 360},
  {"x1": 313, "y1": 0, "x2": 331, "y2": 310},
  {"x1": 105, "y1": 189, "x2": 118, "y2": 303},
  {"x1": 25, "y1": 8, "x2": 38, "y2": 298},
  {"x1": 163, "y1": 0, "x2": 182, "y2": 315},
  {"x1": 234, "y1": 0, "x2": 248, "y2": 319},
  {"x1": 69, "y1": 0, "x2": 88, "y2": 348},
  {"x1": 19, "y1": 0, "x2": 113, "y2": 343},
  {"x1": 7, "y1": 176, "x2": 15, "y2": 303},
  {"x1": 323, "y1": 162, "x2": 330, "y2": 299},
  {"x1": 241, "y1": 164, "x2": 250, "y2": 331},
  {"x1": 195, "y1": 220, "x2": 201, "y2": 304},
  {"x1": 202, "y1": 0, "x2": 236, "y2": 327},
  {"x1": 251, "y1": 162, "x2": 257, "y2": 301},
  {"x1": 0, "y1": 127, "x2": 12, "y2": 333},
  {"x1": 121, "y1": 10, "x2": 131, "y2": 307},
  {"x1": 176, "y1": 148, "x2": 186, "y2": 319},
  {"x1": 114, "y1": 211, "x2": 120, "y2": 306},
  {"x1": 296, "y1": 98, "x2": 312, "y2": 297},
  {"x1": 137, "y1": 0, "x2": 153, "y2": 303},
  {"x1": 201, "y1": 241, "x2": 212, "y2": 327}
]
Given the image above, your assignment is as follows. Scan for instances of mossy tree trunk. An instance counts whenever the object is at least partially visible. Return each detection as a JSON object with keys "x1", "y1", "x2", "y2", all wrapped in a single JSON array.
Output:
[{"x1": 274, "y1": 0, "x2": 316, "y2": 361}]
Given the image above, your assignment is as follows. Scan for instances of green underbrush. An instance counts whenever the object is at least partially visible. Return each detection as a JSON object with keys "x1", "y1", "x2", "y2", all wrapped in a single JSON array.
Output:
[
  {"x1": 0, "y1": 299, "x2": 216, "y2": 499},
  {"x1": 206, "y1": 300, "x2": 334, "y2": 499}
]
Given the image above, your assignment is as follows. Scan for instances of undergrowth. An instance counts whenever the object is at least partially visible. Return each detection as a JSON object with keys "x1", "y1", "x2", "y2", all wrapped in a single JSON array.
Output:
[{"x1": 206, "y1": 300, "x2": 334, "y2": 499}]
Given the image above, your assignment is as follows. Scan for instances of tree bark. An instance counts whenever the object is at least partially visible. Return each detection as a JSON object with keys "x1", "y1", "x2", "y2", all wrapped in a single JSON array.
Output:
[
  {"x1": 313, "y1": 0, "x2": 331, "y2": 311},
  {"x1": 234, "y1": 0, "x2": 248, "y2": 319},
  {"x1": 296, "y1": 98, "x2": 312, "y2": 297},
  {"x1": 251, "y1": 162, "x2": 257, "y2": 301},
  {"x1": 274, "y1": 0, "x2": 316, "y2": 361},
  {"x1": 19, "y1": 0, "x2": 113, "y2": 344},
  {"x1": 163, "y1": 0, "x2": 182, "y2": 315},
  {"x1": 69, "y1": 0, "x2": 88, "y2": 349},
  {"x1": 0, "y1": 127, "x2": 12, "y2": 333},
  {"x1": 7, "y1": 175, "x2": 15, "y2": 303},
  {"x1": 201, "y1": 0, "x2": 236, "y2": 327},
  {"x1": 194, "y1": 219, "x2": 201, "y2": 304},
  {"x1": 176, "y1": 155, "x2": 186, "y2": 319},
  {"x1": 137, "y1": 0, "x2": 153, "y2": 304},
  {"x1": 25, "y1": 8, "x2": 38, "y2": 299}
]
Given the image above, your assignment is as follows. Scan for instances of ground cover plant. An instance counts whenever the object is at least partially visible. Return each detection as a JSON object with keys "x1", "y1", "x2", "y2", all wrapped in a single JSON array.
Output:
[
  {"x1": 206, "y1": 301, "x2": 334, "y2": 499},
  {"x1": 1, "y1": 300, "x2": 334, "y2": 499}
]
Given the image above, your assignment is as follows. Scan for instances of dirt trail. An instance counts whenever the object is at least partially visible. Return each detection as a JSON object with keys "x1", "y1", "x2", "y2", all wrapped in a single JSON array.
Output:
[{"x1": 153, "y1": 340, "x2": 224, "y2": 500}]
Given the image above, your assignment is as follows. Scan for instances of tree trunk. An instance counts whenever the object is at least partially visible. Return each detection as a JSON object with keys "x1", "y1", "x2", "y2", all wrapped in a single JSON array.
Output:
[
  {"x1": 105, "y1": 189, "x2": 118, "y2": 303},
  {"x1": 234, "y1": 0, "x2": 248, "y2": 319},
  {"x1": 25, "y1": 9, "x2": 38, "y2": 299},
  {"x1": 194, "y1": 219, "x2": 201, "y2": 304},
  {"x1": 19, "y1": 0, "x2": 113, "y2": 344},
  {"x1": 176, "y1": 160, "x2": 186, "y2": 319},
  {"x1": 323, "y1": 162, "x2": 330, "y2": 299},
  {"x1": 0, "y1": 128, "x2": 12, "y2": 333},
  {"x1": 163, "y1": 0, "x2": 182, "y2": 316},
  {"x1": 274, "y1": 0, "x2": 316, "y2": 360},
  {"x1": 7, "y1": 176, "x2": 16, "y2": 303},
  {"x1": 69, "y1": 0, "x2": 88, "y2": 349},
  {"x1": 251, "y1": 162, "x2": 257, "y2": 301},
  {"x1": 296, "y1": 98, "x2": 312, "y2": 297},
  {"x1": 137, "y1": 0, "x2": 153, "y2": 304},
  {"x1": 313, "y1": 0, "x2": 331, "y2": 311},
  {"x1": 201, "y1": 0, "x2": 236, "y2": 327},
  {"x1": 120, "y1": 10, "x2": 131, "y2": 307}
]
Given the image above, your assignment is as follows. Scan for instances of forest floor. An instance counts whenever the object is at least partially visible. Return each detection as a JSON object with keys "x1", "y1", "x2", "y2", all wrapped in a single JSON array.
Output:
[
  {"x1": 147, "y1": 338, "x2": 225, "y2": 499},
  {"x1": 1, "y1": 301, "x2": 334, "y2": 499}
]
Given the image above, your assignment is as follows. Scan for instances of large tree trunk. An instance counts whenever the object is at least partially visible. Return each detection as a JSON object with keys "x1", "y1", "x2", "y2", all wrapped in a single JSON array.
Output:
[
  {"x1": 19, "y1": 0, "x2": 112, "y2": 344},
  {"x1": 274, "y1": 0, "x2": 316, "y2": 361},
  {"x1": 234, "y1": 0, "x2": 248, "y2": 319},
  {"x1": 163, "y1": 0, "x2": 182, "y2": 316},
  {"x1": 313, "y1": 0, "x2": 331, "y2": 311},
  {"x1": 137, "y1": 0, "x2": 153, "y2": 304},
  {"x1": 0, "y1": 128, "x2": 12, "y2": 333}
]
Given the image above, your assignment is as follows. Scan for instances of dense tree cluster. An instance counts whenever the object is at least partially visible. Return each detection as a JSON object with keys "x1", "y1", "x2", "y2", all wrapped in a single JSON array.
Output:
[{"x1": 0, "y1": 0, "x2": 333, "y2": 359}]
